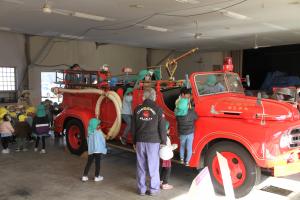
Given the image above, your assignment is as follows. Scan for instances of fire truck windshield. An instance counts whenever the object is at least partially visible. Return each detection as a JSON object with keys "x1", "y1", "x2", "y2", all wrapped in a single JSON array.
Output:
[{"x1": 195, "y1": 73, "x2": 244, "y2": 96}]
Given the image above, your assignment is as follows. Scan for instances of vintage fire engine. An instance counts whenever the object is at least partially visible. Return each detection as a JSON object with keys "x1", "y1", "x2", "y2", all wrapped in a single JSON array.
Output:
[{"x1": 53, "y1": 49, "x2": 300, "y2": 198}]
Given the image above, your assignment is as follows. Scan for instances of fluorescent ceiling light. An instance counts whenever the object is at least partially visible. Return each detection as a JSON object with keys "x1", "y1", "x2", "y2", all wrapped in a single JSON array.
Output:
[
  {"x1": 220, "y1": 10, "x2": 250, "y2": 20},
  {"x1": 144, "y1": 25, "x2": 168, "y2": 32},
  {"x1": 52, "y1": 9, "x2": 72, "y2": 16},
  {"x1": 262, "y1": 23, "x2": 289, "y2": 31},
  {"x1": 72, "y1": 12, "x2": 114, "y2": 22},
  {"x1": 41, "y1": 1, "x2": 113, "y2": 22},
  {"x1": 60, "y1": 34, "x2": 84, "y2": 40},
  {"x1": 1, "y1": 0, "x2": 24, "y2": 4},
  {"x1": 175, "y1": 0, "x2": 199, "y2": 4},
  {"x1": 0, "y1": 26, "x2": 11, "y2": 31}
]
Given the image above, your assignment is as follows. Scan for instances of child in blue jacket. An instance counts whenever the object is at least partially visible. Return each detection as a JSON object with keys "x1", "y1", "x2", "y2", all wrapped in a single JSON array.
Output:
[{"x1": 82, "y1": 118, "x2": 107, "y2": 182}]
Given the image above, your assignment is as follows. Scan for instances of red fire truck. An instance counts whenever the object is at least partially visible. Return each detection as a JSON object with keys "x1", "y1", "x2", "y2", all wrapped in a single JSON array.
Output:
[{"x1": 53, "y1": 51, "x2": 300, "y2": 198}]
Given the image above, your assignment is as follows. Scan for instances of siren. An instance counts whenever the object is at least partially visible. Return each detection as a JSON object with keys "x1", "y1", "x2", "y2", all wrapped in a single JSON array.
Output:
[{"x1": 223, "y1": 57, "x2": 234, "y2": 72}]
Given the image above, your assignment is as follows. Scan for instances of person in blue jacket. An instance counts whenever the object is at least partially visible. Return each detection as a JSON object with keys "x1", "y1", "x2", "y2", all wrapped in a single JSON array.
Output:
[{"x1": 82, "y1": 118, "x2": 107, "y2": 182}]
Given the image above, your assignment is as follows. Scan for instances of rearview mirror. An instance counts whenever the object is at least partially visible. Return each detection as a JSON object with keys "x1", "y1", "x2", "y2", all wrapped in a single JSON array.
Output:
[{"x1": 246, "y1": 75, "x2": 250, "y2": 87}]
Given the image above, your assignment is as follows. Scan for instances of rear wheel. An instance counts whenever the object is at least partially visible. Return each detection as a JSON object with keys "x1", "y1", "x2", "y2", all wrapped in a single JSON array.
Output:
[
  {"x1": 205, "y1": 141, "x2": 261, "y2": 198},
  {"x1": 65, "y1": 119, "x2": 87, "y2": 155}
]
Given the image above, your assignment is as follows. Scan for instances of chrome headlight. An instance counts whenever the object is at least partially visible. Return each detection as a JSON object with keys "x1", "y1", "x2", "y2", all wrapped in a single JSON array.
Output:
[{"x1": 279, "y1": 133, "x2": 290, "y2": 149}]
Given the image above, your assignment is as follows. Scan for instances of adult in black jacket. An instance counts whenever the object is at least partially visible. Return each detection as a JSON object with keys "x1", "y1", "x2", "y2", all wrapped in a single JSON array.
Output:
[{"x1": 131, "y1": 88, "x2": 166, "y2": 196}]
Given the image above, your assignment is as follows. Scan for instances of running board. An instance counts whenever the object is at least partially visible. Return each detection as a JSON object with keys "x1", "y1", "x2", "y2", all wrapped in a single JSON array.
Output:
[{"x1": 107, "y1": 141, "x2": 184, "y2": 165}]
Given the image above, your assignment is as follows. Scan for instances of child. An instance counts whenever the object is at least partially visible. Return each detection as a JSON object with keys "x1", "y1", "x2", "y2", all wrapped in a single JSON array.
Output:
[
  {"x1": 0, "y1": 114, "x2": 14, "y2": 154},
  {"x1": 175, "y1": 98, "x2": 198, "y2": 166},
  {"x1": 32, "y1": 104, "x2": 50, "y2": 154},
  {"x1": 44, "y1": 99, "x2": 54, "y2": 128},
  {"x1": 82, "y1": 118, "x2": 107, "y2": 182},
  {"x1": 120, "y1": 88, "x2": 133, "y2": 145},
  {"x1": 25, "y1": 106, "x2": 35, "y2": 142},
  {"x1": 160, "y1": 121, "x2": 177, "y2": 190},
  {"x1": 14, "y1": 114, "x2": 31, "y2": 152},
  {"x1": 175, "y1": 87, "x2": 192, "y2": 110}
]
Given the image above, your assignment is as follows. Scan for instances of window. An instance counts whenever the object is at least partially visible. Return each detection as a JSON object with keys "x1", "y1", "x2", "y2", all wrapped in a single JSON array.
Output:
[
  {"x1": 194, "y1": 73, "x2": 244, "y2": 96},
  {"x1": 41, "y1": 72, "x2": 63, "y2": 103},
  {"x1": 0, "y1": 67, "x2": 16, "y2": 91},
  {"x1": 195, "y1": 73, "x2": 227, "y2": 96},
  {"x1": 225, "y1": 73, "x2": 244, "y2": 93}
]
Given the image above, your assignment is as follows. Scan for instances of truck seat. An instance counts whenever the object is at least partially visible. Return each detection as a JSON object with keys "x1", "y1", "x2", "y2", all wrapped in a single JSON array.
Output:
[{"x1": 161, "y1": 87, "x2": 181, "y2": 111}]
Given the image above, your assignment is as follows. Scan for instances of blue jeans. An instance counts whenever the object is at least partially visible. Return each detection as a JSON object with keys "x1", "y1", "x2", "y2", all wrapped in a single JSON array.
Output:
[
  {"x1": 121, "y1": 114, "x2": 132, "y2": 139},
  {"x1": 180, "y1": 133, "x2": 194, "y2": 163}
]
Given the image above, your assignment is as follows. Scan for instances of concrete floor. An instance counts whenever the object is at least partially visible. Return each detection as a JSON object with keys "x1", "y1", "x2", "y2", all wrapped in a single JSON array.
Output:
[{"x1": 0, "y1": 136, "x2": 299, "y2": 200}]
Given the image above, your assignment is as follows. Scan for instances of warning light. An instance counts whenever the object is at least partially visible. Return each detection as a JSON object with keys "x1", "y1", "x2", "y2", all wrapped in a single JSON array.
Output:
[{"x1": 223, "y1": 57, "x2": 234, "y2": 72}]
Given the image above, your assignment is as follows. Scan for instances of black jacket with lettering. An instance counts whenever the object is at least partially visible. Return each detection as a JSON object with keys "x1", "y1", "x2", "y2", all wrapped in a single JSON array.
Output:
[{"x1": 131, "y1": 99, "x2": 167, "y2": 145}]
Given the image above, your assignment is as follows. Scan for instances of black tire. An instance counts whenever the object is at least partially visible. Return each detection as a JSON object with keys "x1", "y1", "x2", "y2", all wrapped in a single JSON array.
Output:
[
  {"x1": 205, "y1": 141, "x2": 261, "y2": 198},
  {"x1": 65, "y1": 119, "x2": 87, "y2": 155}
]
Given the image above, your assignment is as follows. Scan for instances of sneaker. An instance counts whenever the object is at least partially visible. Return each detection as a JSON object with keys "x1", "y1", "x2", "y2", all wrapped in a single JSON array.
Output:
[
  {"x1": 94, "y1": 176, "x2": 104, "y2": 182},
  {"x1": 1, "y1": 149, "x2": 9, "y2": 154},
  {"x1": 15, "y1": 148, "x2": 21, "y2": 152},
  {"x1": 161, "y1": 184, "x2": 174, "y2": 190},
  {"x1": 180, "y1": 158, "x2": 184, "y2": 164},
  {"x1": 81, "y1": 176, "x2": 88, "y2": 182},
  {"x1": 40, "y1": 149, "x2": 46, "y2": 154},
  {"x1": 22, "y1": 148, "x2": 28, "y2": 152},
  {"x1": 120, "y1": 137, "x2": 127, "y2": 145},
  {"x1": 185, "y1": 162, "x2": 189, "y2": 167},
  {"x1": 34, "y1": 148, "x2": 38, "y2": 152}
]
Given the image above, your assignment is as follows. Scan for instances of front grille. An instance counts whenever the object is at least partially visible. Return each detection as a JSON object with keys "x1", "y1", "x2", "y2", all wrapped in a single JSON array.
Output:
[{"x1": 289, "y1": 128, "x2": 300, "y2": 148}]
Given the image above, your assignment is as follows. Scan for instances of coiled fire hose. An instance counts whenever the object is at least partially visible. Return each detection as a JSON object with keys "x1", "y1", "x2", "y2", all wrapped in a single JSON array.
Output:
[{"x1": 52, "y1": 87, "x2": 122, "y2": 139}]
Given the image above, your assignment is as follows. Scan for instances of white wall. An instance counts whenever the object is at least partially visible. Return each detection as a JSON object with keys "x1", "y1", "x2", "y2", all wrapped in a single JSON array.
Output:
[{"x1": 0, "y1": 31, "x2": 26, "y2": 91}]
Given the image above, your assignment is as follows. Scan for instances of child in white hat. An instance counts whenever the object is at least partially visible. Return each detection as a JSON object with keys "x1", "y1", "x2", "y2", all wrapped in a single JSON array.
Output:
[{"x1": 160, "y1": 121, "x2": 177, "y2": 190}]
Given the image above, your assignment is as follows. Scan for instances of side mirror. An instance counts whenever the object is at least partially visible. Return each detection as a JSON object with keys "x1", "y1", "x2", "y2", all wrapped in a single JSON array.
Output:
[
  {"x1": 246, "y1": 75, "x2": 250, "y2": 87},
  {"x1": 257, "y1": 92, "x2": 262, "y2": 106},
  {"x1": 185, "y1": 74, "x2": 191, "y2": 89}
]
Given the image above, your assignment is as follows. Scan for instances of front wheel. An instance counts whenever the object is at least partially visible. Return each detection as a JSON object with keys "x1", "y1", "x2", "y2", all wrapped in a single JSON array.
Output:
[
  {"x1": 65, "y1": 119, "x2": 87, "y2": 155},
  {"x1": 205, "y1": 141, "x2": 261, "y2": 198}
]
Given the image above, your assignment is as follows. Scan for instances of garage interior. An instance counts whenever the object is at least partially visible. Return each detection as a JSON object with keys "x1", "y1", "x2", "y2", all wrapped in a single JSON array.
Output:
[{"x1": 0, "y1": 0, "x2": 300, "y2": 200}]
